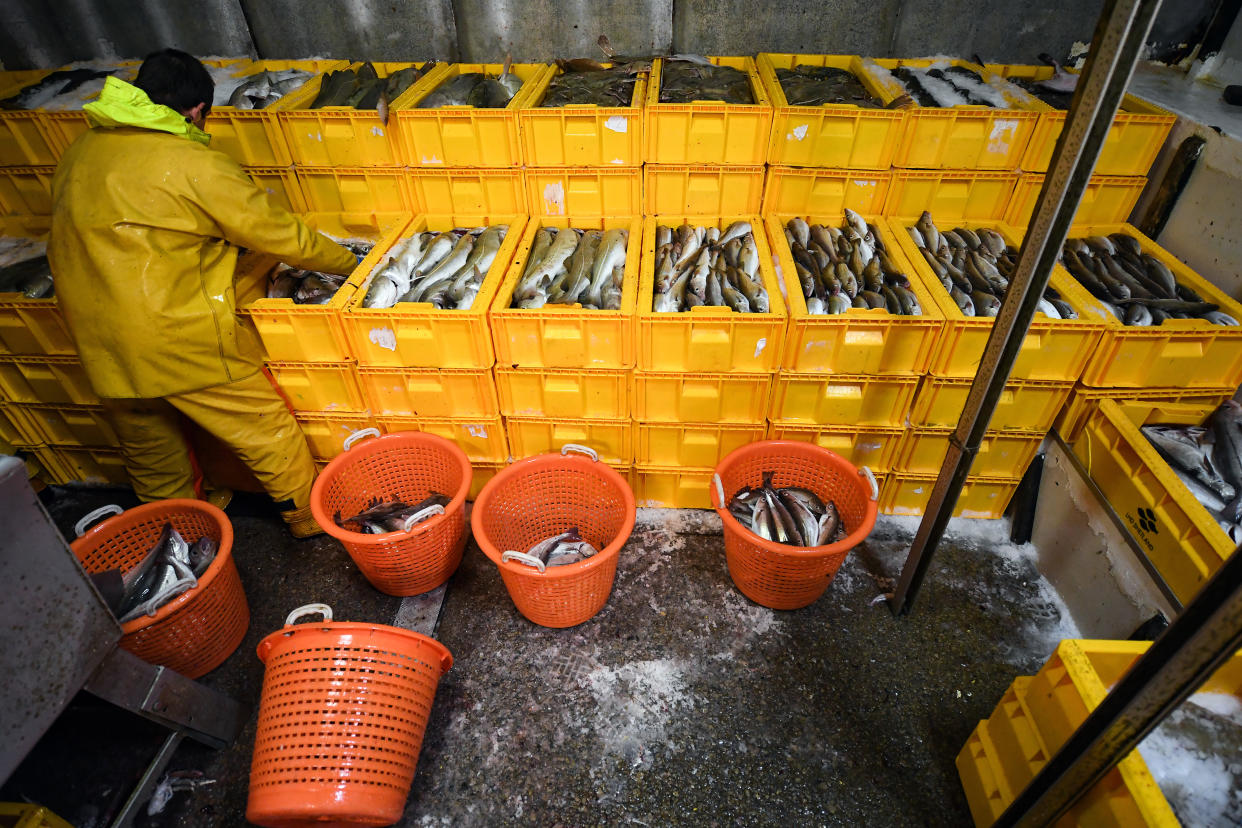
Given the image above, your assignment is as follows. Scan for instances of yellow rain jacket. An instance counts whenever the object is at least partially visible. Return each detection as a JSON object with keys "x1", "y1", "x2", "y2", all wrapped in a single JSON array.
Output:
[{"x1": 48, "y1": 77, "x2": 356, "y2": 399}]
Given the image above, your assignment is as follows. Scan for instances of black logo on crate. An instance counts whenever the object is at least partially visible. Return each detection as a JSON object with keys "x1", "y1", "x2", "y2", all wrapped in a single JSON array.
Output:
[{"x1": 1137, "y1": 507, "x2": 1159, "y2": 534}]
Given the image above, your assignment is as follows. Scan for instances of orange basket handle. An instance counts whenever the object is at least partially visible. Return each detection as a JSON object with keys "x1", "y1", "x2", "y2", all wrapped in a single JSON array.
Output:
[
  {"x1": 501, "y1": 550, "x2": 547, "y2": 573},
  {"x1": 560, "y1": 443, "x2": 598, "y2": 462},
  {"x1": 860, "y1": 466, "x2": 879, "y2": 500},
  {"x1": 284, "y1": 603, "x2": 334, "y2": 626},
  {"x1": 343, "y1": 427, "x2": 381, "y2": 452},
  {"x1": 75, "y1": 504, "x2": 123, "y2": 537},
  {"x1": 711, "y1": 473, "x2": 726, "y2": 510},
  {"x1": 403, "y1": 503, "x2": 445, "y2": 531}
]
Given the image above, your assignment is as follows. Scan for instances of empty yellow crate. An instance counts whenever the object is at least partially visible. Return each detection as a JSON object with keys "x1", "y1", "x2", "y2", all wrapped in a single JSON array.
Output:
[
  {"x1": 894, "y1": 427, "x2": 1044, "y2": 479},
  {"x1": 375, "y1": 414, "x2": 509, "y2": 462},
  {"x1": 763, "y1": 166, "x2": 892, "y2": 216},
  {"x1": 645, "y1": 57, "x2": 773, "y2": 165},
  {"x1": 766, "y1": 211, "x2": 942, "y2": 374},
  {"x1": 518, "y1": 64, "x2": 646, "y2": 167},
  {"x1": 633, "y1": 464, "x2": 716, "y2": 508},
  {"x1": 506, "y1": 416, "x2": 632, "y2": 465},
  {"x1": 295, "y1": 167, "x2": 414, "y2": 213},
  {"x1": 279, "y1": 62, "x2": 442, "y2": 167},
  {"x1": 357, "y1": 366, "x2": 499, "y2": 417},
  {"x1": 1065, "y1": 222, "x2": 1242, "y2": 389},
  {"x1": 981, "y1": 678, "x2": 1049, "y2": 797},
  {"x1": 17, "y1": 403, "x2": 118, "y2": 446},
  {"x1": 957, "y1": 720, "x2": 1014, "y2": 827},
  {"x1": 911, "y1": 377, "x2": 1075, "y2": 432},
  {"x1": 882, "y1": 170, "x2": 1018, "y2": 222},
  {"x1": 293, "y1": 410, "x2": 377, "y2": 459},
  {"x1": 1002, "y1": 173, "x2": 1145, "y2": 228},
  {"x1": 880, "y1": 473, "x2": 1019, "y2": 518},
  {"x1": 631, "y1": 370, "x2": 772, "y2": 424},
  {"x1": 644, "y1": 164, "x2": 765, "y2": 215},
  {"x1": 413, "y1": 168, "x2": 527, "y2": 215},
  {"x1": 1071, "y1": 399, "x2": 1234, "y2": 604},
  {"x1": 494, "y1": 367, "x2": 629, "y2": 419},
  {"x1": 861, "y1": 58, "x2": 1040, "y2": 171},
  {"x1": 1055, "y1": 383, "x2": 1235, "y2": 444},
  {"x1": 392, "y1": 62, "x2": 546, "y2": 167},
  {"x1": 758, "y1": 53, "x2": 907, "y2": 170},
  {"x1": 469, "y1": 460, "x2": 504, "y2": 499},
  {"x1": 266, "y1": 360, "x2": 366, "y2": 412},
  {"x1": 769, "y1": 372, "x2": 920, "y2": 427},
  {"x1": 886, "y1": 217, "x2": 1107, "y2": 381},
  {"x1": 637, "y1": 213, "x2": 787, "y2": 372},
  {"x1": 636, "y1": 421, "x2": 764, "y2": 467},
  {"x1": 0, "y1": 357, "x2": 97, "y2": 405},
  {"x1": 766, "y1": 421, "x2": 904, "y2": 473},
  {"x1": 242, "y1": 212, "x2": 412, "y2": 362},
  {"x1": 342, "y1": 212, "x2": 526, "y2": 368},
  {"x1": 245, "y1": 166, "x2": 306, "y2": 213},
  {"x1": 490, "y1": 215, "x2": 640, "y2": 370},
  {"x1": 47, "y1": 445, "x2": 129, "y2": 485},
  {"x1": 523, "y1": 167, "x2": 641, "y2": 218},
  {"x1": 0, "y1": 165, "x2": 53, "y2": 215}
]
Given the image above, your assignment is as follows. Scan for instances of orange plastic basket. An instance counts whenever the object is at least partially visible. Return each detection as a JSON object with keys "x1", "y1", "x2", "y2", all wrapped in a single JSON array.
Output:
[
  {"x1": 70, "y1": 499, "x2": 246, "y2": 679},
  {"x1": 473, "y1": 445, "x2": 636, "y2": 628},
  {"x1": 712, "y1": 440, "x2": 879, "y2": 610},
  {"x1": 311, "y1": 429, "x2": 472, "y2": 596},
  {"x1": 246, "y1": 603, "x2": 453, "y2": 828}
]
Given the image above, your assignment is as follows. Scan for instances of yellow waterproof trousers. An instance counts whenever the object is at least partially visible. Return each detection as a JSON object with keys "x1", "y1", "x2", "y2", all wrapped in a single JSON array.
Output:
[{"x1": 101, "y1": 370, "x2": 315, "y2": 507}]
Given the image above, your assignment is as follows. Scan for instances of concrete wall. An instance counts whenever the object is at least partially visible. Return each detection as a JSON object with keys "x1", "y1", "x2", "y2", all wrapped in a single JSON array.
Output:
[{"x1": 0, "y1": 0, "x2": 1222, "y2": 69}]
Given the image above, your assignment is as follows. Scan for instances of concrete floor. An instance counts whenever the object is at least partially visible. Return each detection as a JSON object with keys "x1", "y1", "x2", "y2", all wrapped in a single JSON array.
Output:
[{"x1": 4, "y1": 486, "x2": 1087, "y2": 827}]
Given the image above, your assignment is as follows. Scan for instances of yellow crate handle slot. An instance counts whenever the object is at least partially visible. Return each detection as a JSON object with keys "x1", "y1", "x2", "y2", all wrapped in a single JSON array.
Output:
[
  {"x1": 860, "y1": 466, "x2": 879, "y2": 501},
  {"x1": 343, "y1": 427, "x2": 381, "y2": 451},
  {"x1": 284, "y1": 603, "x2": 333, "y2": 626},
  {"x1": 561, "y1": 443, "x2": 598, "y2": 462},
  {"x1": 502, "y1": 550, "x2": 546, "y2": 572},
  {"x1": 403, "y1": 504, "x2": 445, "y2": 532},
  {"x1": 712, "y1": 473, "x2": 726, "y2": 510},
  {"x1": 74, "y1": 503, "x2": 122, "y2": 537}
]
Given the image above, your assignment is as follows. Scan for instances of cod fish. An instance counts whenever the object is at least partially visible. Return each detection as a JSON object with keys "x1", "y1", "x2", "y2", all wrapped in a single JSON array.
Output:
[
  {"x1": 223, "y1": 68, "x2": 312, "y2": 110},
  {"x1": 0, "y1": 67, "x2": 113, "y2": 110},
  {"x1": 335, "y1": 492, "x2": 452, "y2": 534},
  {"x1": 510, "y1": 226, "x2": 627, "y2": 310},
  {"x1": 652, "y1": 221, "x2": 768, "y2": 313},
  {"x1": 1140, "y1": 402, "x2": 1242, "y2": 541},
  {"x1": 727, "y1": 471, "x2": 846, "y2": 548},
  {"x1": 359, "y1": 225, "x2": 507, "y2": 311},
  {"x1": 520, "y1": 527, "x2": 600, "y2": 568},
  {"x1": 0, "y1": 253, "x2": 54, "y2": 298},
  {"x1": 115, "y1": 523, "x2": 200, "y2": 623}
]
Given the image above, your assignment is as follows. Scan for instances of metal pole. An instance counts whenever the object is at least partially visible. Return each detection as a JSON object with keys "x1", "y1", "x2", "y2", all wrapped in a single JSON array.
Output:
[
  {"x1": 994, "y1": 542, "x2": 1242, "y2": 826},
  {"x1": 890, "y1": 0, "x2": 1166, "y2": 615}
]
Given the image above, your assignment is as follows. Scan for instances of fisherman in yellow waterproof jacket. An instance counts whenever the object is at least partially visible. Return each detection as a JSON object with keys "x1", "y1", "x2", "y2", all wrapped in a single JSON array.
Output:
[{"x1": 48, "y1": 49, "x2": 358, "y2": 537}]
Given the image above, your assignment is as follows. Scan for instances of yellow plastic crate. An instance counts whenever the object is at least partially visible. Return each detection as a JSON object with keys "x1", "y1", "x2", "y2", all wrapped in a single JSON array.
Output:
[
  {"x1": 636, "y1": 421, "x2": 764, "y2": 467},
  {"x1": 645, "y1": 57, "x2": 773, "y2": 165},
  {"x1": 0, "y1": 802, "x2": 74, "y2": 828},
  {"x1": 38, "y1": 62, "x2": 140, "y2": 157},
  {"x1": 957, "y1": 720, "x2": 1014, "y2": 827},
  {"x1": 766, "y1": 421, "x2": 904, "y2": 473},
  {"x1": 46, "y1": 445, "x2": 129, "y2": 485},
  {"x1": 376, "y1": 414, "x2": 508, "y2": 463},
  {"x1": 637, "y1": 213, "x2": 787, "y2": 372},
  {"x1": 0, "y1": 165, "x2": 53, "y2": 215},
  {"x1": 0, "y1": 217, "x2": 76, "y2": 357},
  {"x1": 245, "y1": 166, "x2": 306, "y2": 213},
  {"x1": 880, "y1": 473, "x2": 1019, "y2": 518},
  {"x1": 1002, "y1": 173, "x2": 1145, "y2": 228},
  {"x1": 469, "y1": 460, "x2": 504, "y2": 499},
  {"x1": 1071, "y1": 399, "x2": 1234, "y2": 604},
  {"x1": 911, "y1": 377, "x2": 1075, "y2": 432},
  {"x1": 207, "y1": 59, "x2": 345, "y2": 166},
  {"x1": 632, "y1": 464, "x2": 716, "y2": 508},
  {"x1": 1065, "y1": 222, "x2": 1242, "y2": 389},
  {"x1": 860, "y1": 58, "x2": 1040, "y2": 170},
  {"x1": 343, "y1": 212, "x2": 526, "y2": 368},
  {"x1": 522, "y1": 167, "x2": 641, "y2": 218},
  {"x1": 894, "y1": 427, "x2": 1044, "y2": 479},
  {"x1": 0, "y1": 403, "x2": 40, "y2": 444},
  {"x1": 881, "y1": 170, "x2": 1019, "y2": 221},
  {"x1": 885, "y1": 217, "x2": 1107, "y2": 381},
  {"x1": 293, "y1": 410, "x2": 377, "y2": 459},
  {"x1": 757, "y1": 53, "x2": 907, "y2": 169},
  {"x1": 644, "y1": 164, "x2": 765, "y2": 215},
  {"x1": 489, "y1": 215, "x2": 640, "y2": 370},
  {"x1": 506, "y1": 416, "x2": 632, "y2": 466},
  {"x1": 391, "y1": 62, "x2": 546, "y2": 168},
  {"x1": 266, "y1": 360, "x2": 366, "y2": 412},
  {"x1": 0, "y1": 110, "x2": 62, "y2": 167},
  {"x1": 1055, "y1": 383, "x2": 1235, "y2": 444},
  {"x1": 769, "y1": 372, "x2": 920, "y2": 427},
  {"x1": 0, "y1": 356, "x2": 97, "y2": 405},
  {"x1": 765, "y1": 211, "x2": 943, "y2": 374},
  {"x1": 278, "y1": 62, "x2": 442, "y2": 167},
  {"x1": 357, "y1": 366, "x2": 499, "y2": 417},
  {"x1": 17, "y1": 403, "x2": 118, "y2": 446},
  {"x1": 762, "y1": 166, "x2": 892, "y2": 216},
  {"x1": 518, "y1": 64, "x2": 646, "y2": 167},
  {"x1": 295, "y1": 167, "x2": 414, "y2": 213},
  {"x1": 981, "y1": 678, "x2": 1049, "y2": 799},
  {"x1": 985, "y1": 64, "x2": 1176, "y2": 176},
  {"x1": 494, "y1": 367, "x2": 629, "y2": 419},
  {"x1": 413, "y1": 168, "x2": 527, "y2": 215},
  {"x1": 631, "y1": 370, "x2": 772, "y2": 424},
  {"x1": 242, "y1": 211, "x2": 412, "y2": 363}
]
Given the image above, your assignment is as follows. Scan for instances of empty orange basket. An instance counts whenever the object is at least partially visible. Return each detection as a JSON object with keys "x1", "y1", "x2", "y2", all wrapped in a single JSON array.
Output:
[
  {"x1": 71, "y1": 499, "x2": 247, "y2": 679},
  {"x1": 311, "y1": 429, "x2": 472, "y2": 596},
  {"x1": 712, "y1": 440, "x2": 879, "y2": 610},
  {"x1": 246, "y1": 603, "x2": 453, "y2": 828},
  {"x1": 473, "y1": 445, "x2": 636, "y2": 628}
]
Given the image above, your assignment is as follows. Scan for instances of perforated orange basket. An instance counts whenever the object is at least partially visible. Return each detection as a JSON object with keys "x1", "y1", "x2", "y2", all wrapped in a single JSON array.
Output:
[
  {"x1": 246, "y1": 603, "x2": 453, "y2": 828},
  {"x1": 71, "y1": 499, "x2": 246, "y2": 679},
  {"x1": 473, "y1": 445, "x2": 636, "y2": 628},
  {"x1": 712, "y1": 440, "x2": 879, "y2": 610},
  {"x1": 311, "y1": 429, "x2": 472, "y2": 596}
]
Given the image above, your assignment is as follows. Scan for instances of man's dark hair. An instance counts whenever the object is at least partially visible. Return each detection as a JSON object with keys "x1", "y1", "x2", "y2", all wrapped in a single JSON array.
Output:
[{"x1": 134, "y1": 49, "x2": 213, "y2": 115}]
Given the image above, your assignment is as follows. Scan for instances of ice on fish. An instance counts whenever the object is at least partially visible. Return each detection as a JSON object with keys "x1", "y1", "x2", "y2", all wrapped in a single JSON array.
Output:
[{"x1": 906, "y1": 68, "x2": 969, "y2": 108}]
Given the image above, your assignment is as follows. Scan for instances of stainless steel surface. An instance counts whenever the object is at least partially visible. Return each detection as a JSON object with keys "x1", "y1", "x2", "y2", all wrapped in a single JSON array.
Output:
[
  {"x1": 239, "y1": 0, "x2": 458, "y2": 62},
  {"x1": 0, "y1": 455, "x2": 120, "y2": 784},
  {"x1": 108, "y1": 731, "x2": 184, "y2": 828},
  {"x1": 454, "y1": 0, "x2": 671, "y2": 62},
  {"x1": 892, "y1": 0, "x2": 1165, "y2": 616}
]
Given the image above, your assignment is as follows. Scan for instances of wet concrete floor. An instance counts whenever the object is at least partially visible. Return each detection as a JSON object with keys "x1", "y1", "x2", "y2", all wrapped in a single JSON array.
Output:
[{"x1": 4, "y1": 486, "x2": 1083, "y2": 827}]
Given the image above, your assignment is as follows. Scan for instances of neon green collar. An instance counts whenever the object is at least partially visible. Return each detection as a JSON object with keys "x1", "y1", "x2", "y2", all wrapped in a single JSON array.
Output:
[{"x1": 83, "y1": 77, "x2": 211, "y2": 145}]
